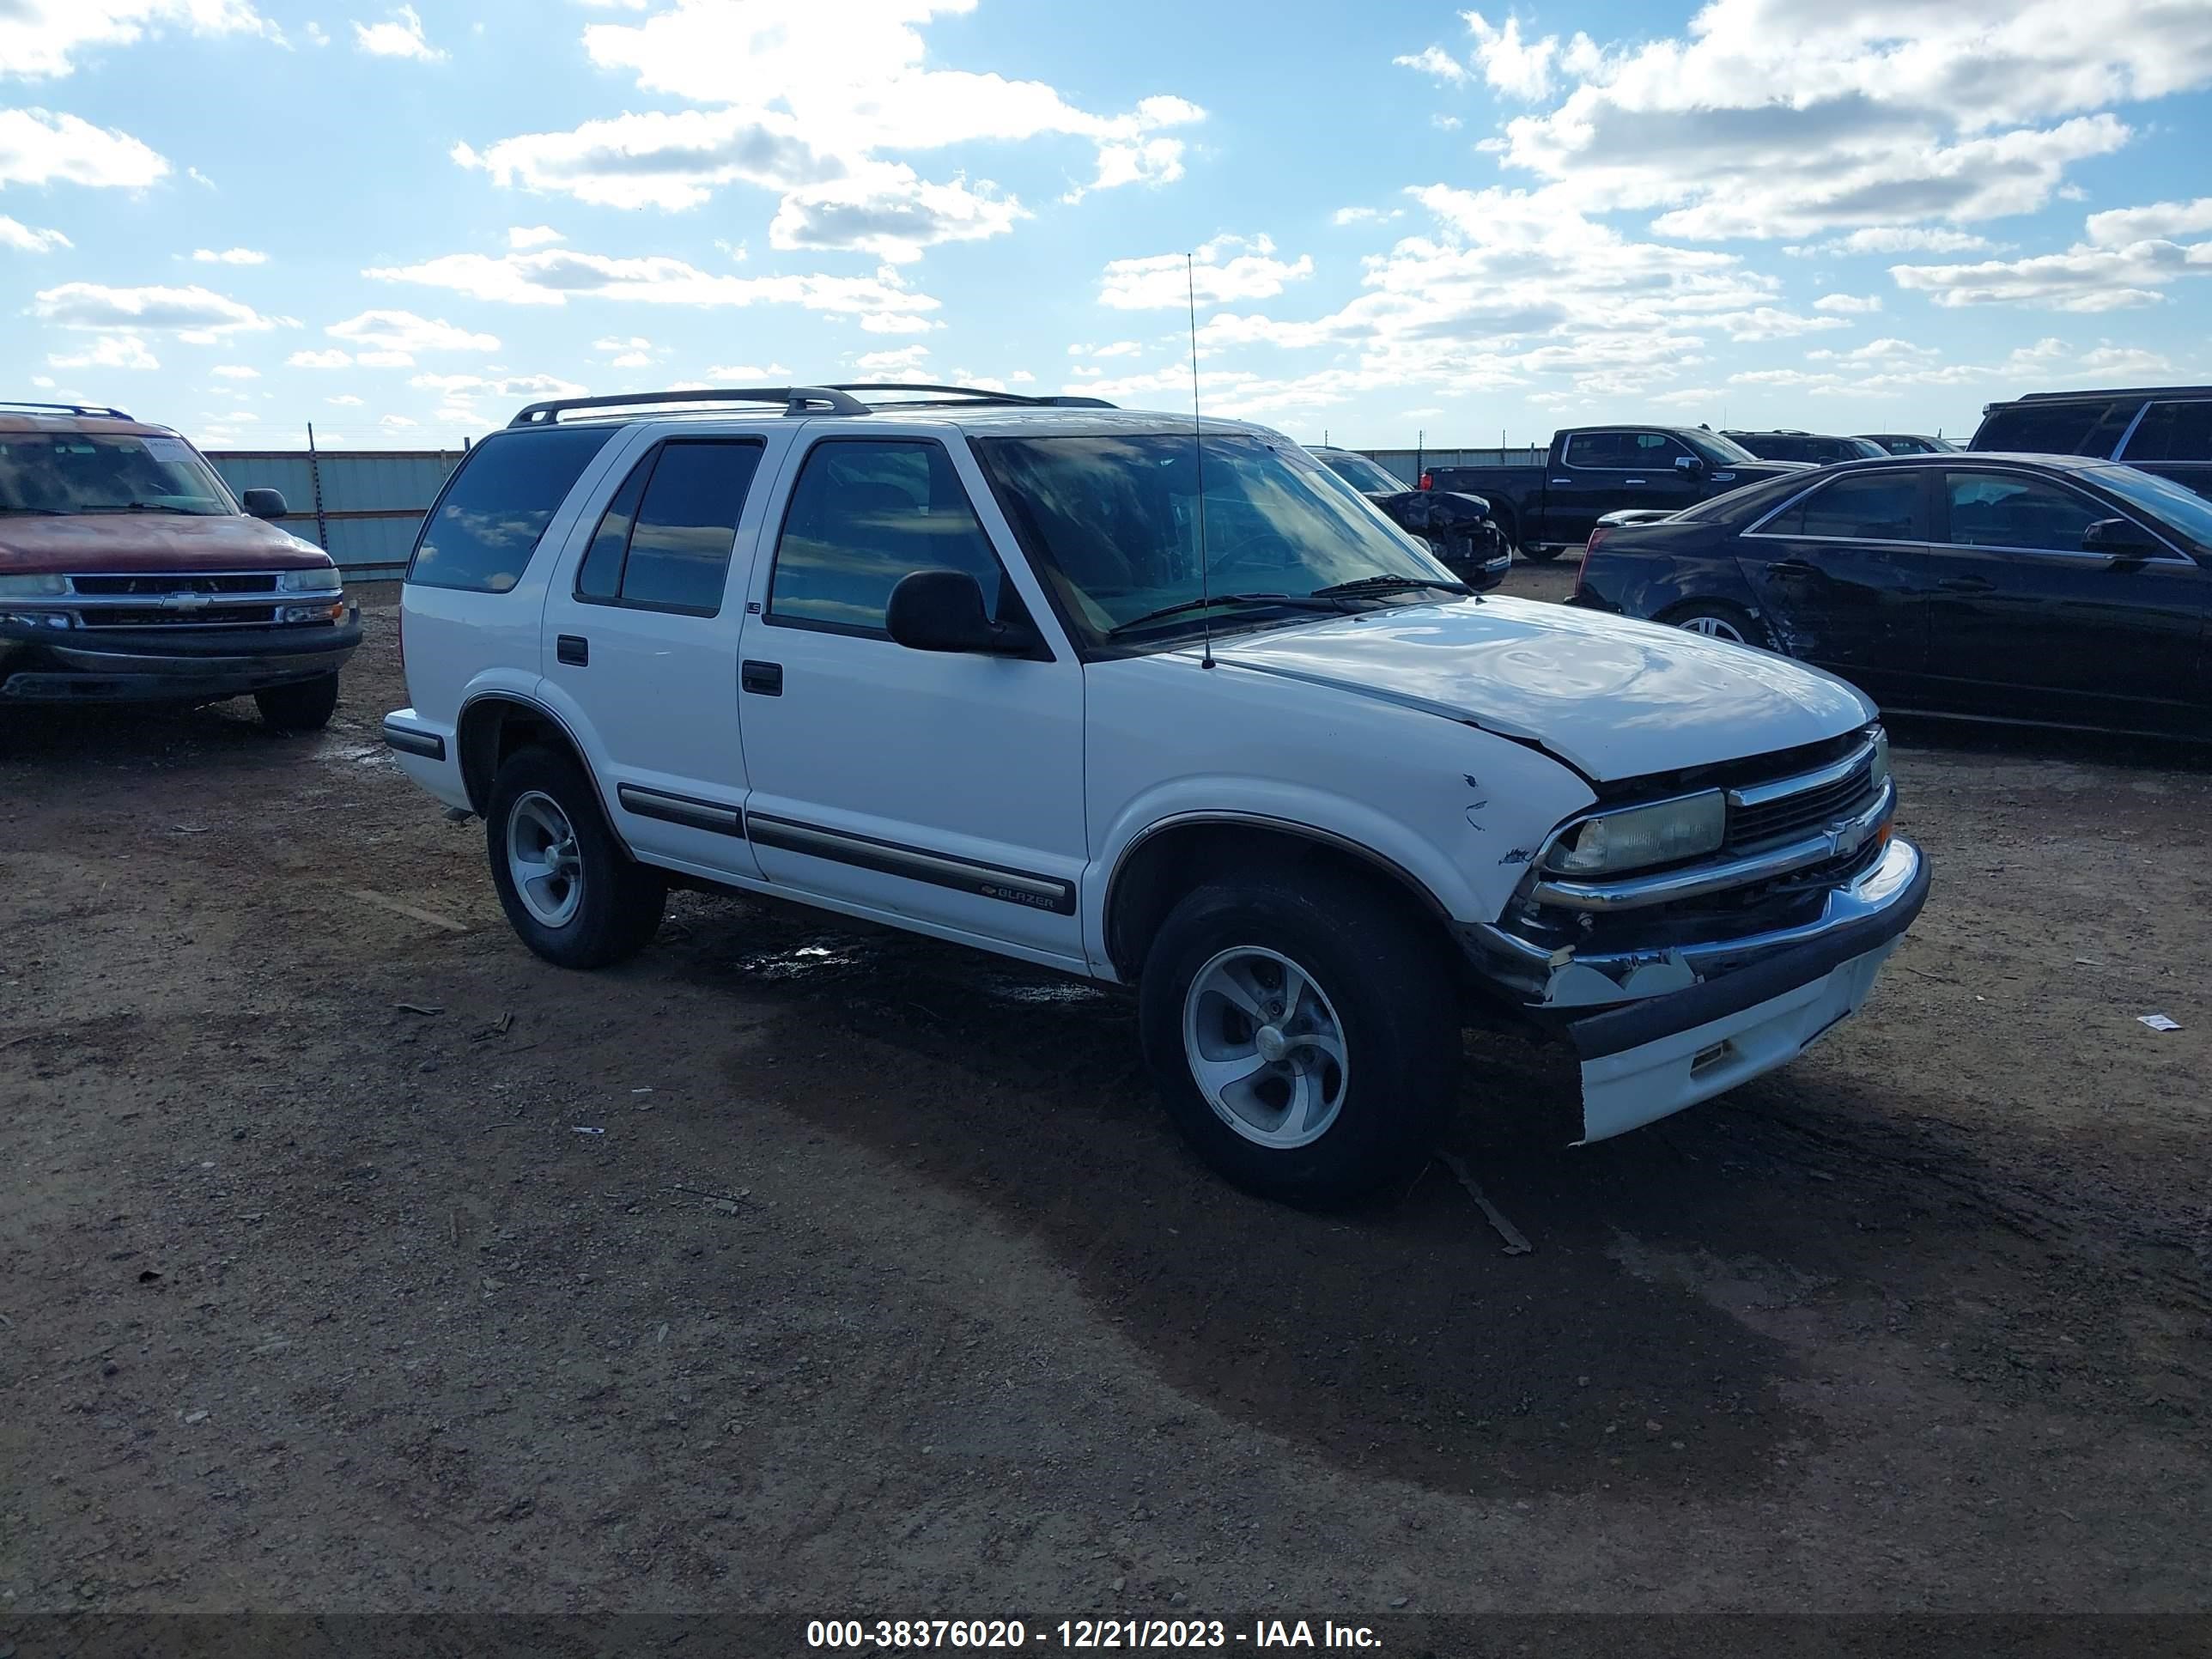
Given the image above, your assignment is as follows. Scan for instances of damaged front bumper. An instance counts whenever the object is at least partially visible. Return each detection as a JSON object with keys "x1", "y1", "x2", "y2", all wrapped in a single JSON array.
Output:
[{"x1": 1459, "y1": 834, "x2": 1929, "y2": 1141}]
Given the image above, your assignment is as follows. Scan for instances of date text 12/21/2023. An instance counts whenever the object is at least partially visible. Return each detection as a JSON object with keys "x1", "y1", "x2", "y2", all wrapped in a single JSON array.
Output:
[{"x1": 805, "y1": 1618, "x2": 1384, "y2": 1649}]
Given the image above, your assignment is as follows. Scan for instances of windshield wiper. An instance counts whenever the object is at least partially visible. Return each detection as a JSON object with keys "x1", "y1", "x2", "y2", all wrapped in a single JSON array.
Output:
[
  {"x1": 1107, "y1": 592, "x2": 1348, "y2": 637},
  {"x1": 0, "y1": 506, "x2": 70, "y2": 516},
  {"x1": 87, "y1": 501, "x2": 205, "y2": 515},
  {"x1": 1307, "y1": 574, "x2": 1475, "y2": 599}
]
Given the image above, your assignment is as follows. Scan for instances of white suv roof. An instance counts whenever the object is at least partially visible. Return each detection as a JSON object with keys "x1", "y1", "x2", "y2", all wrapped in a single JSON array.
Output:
[{"x1": 504, "y1": 383, "x2": 1269, "y2": 441}]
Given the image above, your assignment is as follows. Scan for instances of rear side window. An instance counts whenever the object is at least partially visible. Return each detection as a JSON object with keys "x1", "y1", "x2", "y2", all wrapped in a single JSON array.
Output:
[
  {"x1": 1762, "y1": 471, "x2": 1925, "y2": 541},
  {"x1": 1973, "y1": 399, "x2": 2141, "y2": 458},
  {"x1": 769, "y1": 440, "x2": 1006, "y2": 635},
  {"x1": 575, "y1": 439, "x2": 762, "y2": 615},
  {"x1": 408, "y1": 428, "x2": 617, "y2": 593},
  {"x1": 2121, "y1": 401, "x2": 2212, "y2": 464}
]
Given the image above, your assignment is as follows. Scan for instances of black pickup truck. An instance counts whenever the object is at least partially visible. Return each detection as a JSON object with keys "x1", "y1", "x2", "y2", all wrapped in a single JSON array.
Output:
[{"x1": 1419, "y1": 425, "x2": 1809, "y2": 559}]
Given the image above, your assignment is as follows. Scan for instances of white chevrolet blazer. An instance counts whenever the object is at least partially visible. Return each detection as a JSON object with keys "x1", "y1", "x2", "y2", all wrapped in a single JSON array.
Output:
[{"x1": 385, "y1": 385, "x2": 1929, "y2": 1206}]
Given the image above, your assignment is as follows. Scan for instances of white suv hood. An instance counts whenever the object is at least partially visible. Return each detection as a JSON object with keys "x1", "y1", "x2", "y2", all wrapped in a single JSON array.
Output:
[{"x1": 1205, "y1": 597, "x2": 1875, "y2": 781}]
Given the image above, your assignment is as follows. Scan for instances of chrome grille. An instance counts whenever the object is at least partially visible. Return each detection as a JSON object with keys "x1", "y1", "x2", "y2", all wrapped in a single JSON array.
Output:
[
  {"x1": 71, "y1": 573, "x2": 277, "y2": 597},
  {"x1": 1727, "y1": 759, "x2": 1879, "y2": 850}
]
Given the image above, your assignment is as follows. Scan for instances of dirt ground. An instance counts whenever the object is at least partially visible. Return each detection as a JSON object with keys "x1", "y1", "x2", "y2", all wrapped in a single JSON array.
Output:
[{"x1": 3, "y1": 562, "x2": 2209, "y2": 1650}]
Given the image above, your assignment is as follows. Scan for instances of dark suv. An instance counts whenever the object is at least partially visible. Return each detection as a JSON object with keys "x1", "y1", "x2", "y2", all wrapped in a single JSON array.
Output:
[
  {"x1": 0, "y1": 402, "x2": 357, "y2": 728},
  {"x1": 1723, "y1": 430, "x2": 1889, "y2": 465},
  {"x1": 1971, "y1": 387, "x2": 2212, "y2": 496}
]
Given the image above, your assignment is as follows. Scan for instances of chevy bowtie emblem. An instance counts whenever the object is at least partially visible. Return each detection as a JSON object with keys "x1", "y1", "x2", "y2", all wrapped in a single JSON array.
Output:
[{"x1": 161, "y1": 592, "x2": 214, "y2": 611}]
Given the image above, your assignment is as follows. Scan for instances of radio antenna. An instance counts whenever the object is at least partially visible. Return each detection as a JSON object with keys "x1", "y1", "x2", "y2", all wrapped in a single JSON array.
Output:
[{"x1": 1187, "y1": 252, "x2": 1214, "y2": 670}]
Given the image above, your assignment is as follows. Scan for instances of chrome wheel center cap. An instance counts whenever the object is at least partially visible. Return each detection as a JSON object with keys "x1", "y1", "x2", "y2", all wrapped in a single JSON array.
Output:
[{"x1": 1255, "y1": 1024, "x2": 1288, "y2": 1064}]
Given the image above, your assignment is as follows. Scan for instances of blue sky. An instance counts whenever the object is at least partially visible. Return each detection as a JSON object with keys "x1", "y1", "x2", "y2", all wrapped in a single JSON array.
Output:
[{"x1": 3, "y1": 0, "x2": 2209, "y2": 452}]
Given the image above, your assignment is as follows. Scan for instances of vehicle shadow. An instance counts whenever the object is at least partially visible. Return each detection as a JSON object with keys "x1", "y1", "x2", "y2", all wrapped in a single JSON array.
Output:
[
  {"x1": 663, "y1": 893, "x2": 1850, "y2": 1500},
  {"x1": 1884, "y1": 713, "x2": 2212, "y2": 775},
  {"x1": 0, "y1": 697, "x2": 378, "y2": 773}
]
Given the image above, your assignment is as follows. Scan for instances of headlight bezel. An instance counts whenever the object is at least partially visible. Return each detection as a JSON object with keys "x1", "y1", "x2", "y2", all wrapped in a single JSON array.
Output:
[
  {"x1": 276, "y1": 564, "x2": 343, "y2": 593},
  {"x1": 0, "y1": 573, "x2": 69, "y2": 599},
  {"x1": 1542, "y1": 787, "x2": 1729, "y2": 878}
]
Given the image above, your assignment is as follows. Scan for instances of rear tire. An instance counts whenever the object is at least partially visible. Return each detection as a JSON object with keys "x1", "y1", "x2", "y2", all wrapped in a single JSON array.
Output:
[
  {"x1": 254, "y1": 672, "x2": 339, "y2": 732},
  {"x1": 1667, "y1": 599, "x2": 1775, "y2": 649},
  {"x1": 485, "y1": 745, "x2": 666, "y2": 969},
  {"x1": 1138, "y1": 873, "x2": 1461, "y2": 1208}
]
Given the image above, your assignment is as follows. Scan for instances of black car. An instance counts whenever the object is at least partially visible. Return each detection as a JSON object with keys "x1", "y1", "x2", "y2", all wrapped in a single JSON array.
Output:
[
  {"x1": 1972, "y1": 386, "x2": 2211, "y2": 497},
  {"x1": 1569, "y1": 453, "x2": 2212, "y2": 738},
  {"x1": 1859, "y1": 433, "x2": 1958, "y2": 456},
  {"x1": 1724, "y1": 430, "x2": 1889, "y2": 465},
  {"x1": 1310, "y1": 446, "x2": 1510, "y2": 588}
]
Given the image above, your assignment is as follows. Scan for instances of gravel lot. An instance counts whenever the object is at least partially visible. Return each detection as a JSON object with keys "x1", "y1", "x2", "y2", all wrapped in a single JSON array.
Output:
[{"x1": 3, "y1": 562, "x2": 2209, "y2": 1648}]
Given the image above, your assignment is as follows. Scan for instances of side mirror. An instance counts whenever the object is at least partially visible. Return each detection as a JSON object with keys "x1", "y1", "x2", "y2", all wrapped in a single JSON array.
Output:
[
  {"x1": 887, "y1": 569, "x2": 1018, "y2": 654},
  {"x1": 241, "y1": 487, "x2": 288, "y2": 520},
  {"x1": 2082, "y1": 516, "x2": 2159, "y2": 559},
  {"x1": 1674, "y1": 454, "x2": 1704, "y2": 476}
]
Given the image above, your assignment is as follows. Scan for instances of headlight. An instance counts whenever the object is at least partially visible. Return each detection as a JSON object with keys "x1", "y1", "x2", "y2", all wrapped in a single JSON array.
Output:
[
  {"x1": 0, "y1": 574, "x2": 68, "y2": 598},
  {"x1": 277, "y1": 565, "x2": 342, "y2": 592},
  {"x1": 1548, "y1": 789, "x2": 1726, "y2": 877}
]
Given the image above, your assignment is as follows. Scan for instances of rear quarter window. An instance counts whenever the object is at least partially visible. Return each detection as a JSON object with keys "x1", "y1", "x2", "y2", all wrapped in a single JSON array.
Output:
[
  {"x1": 1972, "y1": 399, "x2": 2142, "y2": 458},
  {"x1": 408, "y1": 427, "x2": 618, "y2": 593}
]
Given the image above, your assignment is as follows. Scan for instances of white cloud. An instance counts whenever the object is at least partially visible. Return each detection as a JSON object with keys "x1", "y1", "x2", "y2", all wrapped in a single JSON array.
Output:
[
  {"x1": 191, "y1": 246, "x2": 266, "y2": 264},
  {"x1": 0, "y1": 108, "x2": 167, "y2": 189},
  {"x1": 849, "y1": 344, "x2": 931, "y2": 382},
  {"x1": 1332, "y1": 206, "x2": 1401, "y2": 227},
  {"x1": 1478, "y1": 0, "x2": 2212, "y2": 242},
  {"x1": 1701, "y1": 307, "x2": 1850, "y2": 341},
  {"x1": 1891, "y1": 236, "x2": 2212, "y2": 310},
  {"x1": 326, "y1": 393, "x2": 363, "y2": 404},
  {"x1": 1431, "y1": 114, "x2": 1463, "y2": 131},
  {"x1": 1393, "y1": 46, "x2": 1468, "y2": 84},
  {"x1": 408, "y1": 371, "x2": 588, "y2": 409},
  {"x1": 327, "y1": 309, "x2": 499, "y2": 355},
  {"x1": 304, "y1": 20, "x2": 329, "y2": 46},
  {"x1": 33, "y1": 281, "x2": 274, "y2": 335},
  {"x1": 353, "y1": 4, "x2": 441, "y2": 61},
  {"x1": 1099, "y1": 234, "x2": 1316, "y2": 310},
  {"x1": 459, "y1": 0, "x2": 1201, "y2": 250},
  {"x1": 1463, "y1": 11, "x2": 1560, "y2": 101},
  {"x1": 703, "y1": 362, "x2": 792, "y2": 380},
  {"x1": 1813, "y1": 227, "x2": 1998, "y2": 255},
  {"x1": 1731, "y1": 335, "x2": 2173, "y2": 399},
  {"x1": 379, "y1": 413, "x2": 418, "y2": 427},
  {"x1": 0, "y1": 214, "x2": 69, "y2": 252},
  {"x1": 1067, "y1": 340, "x2": 1143, "y2": 359},
  {"x1": 593, "y1": 334, "x2": 657, "y2": 368},
  {"x1": 2084, "y1": 197, "x2": 2212, "y2": 246},
  {"x1": 210, "y1": 363, "x2": 258, "y2": 379},
  {"x1": 367, "y1": 246, "x2": 941, "y2": 334},
  {"x1": 1814, "y1": 293, "x2": 1882, "y2": 313},
  {"x1": 0, "y1": 0, "x2": 278, "y2": 79},
  {"x1": 48, "y1": 333, "x2": 159, "y2": 369},
  {"x1": 289, "y1": 348, "x2": 353, "y2": 368},
  {"x1": 507, "y1": 224, "x2": 564, "y2": 249}
]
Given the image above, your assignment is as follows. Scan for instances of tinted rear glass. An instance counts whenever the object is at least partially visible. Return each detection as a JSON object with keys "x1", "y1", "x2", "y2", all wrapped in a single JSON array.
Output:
[
  {"x1": 1972, "y1": 399, "x2": 2140, "y2": 457},
  {"x1": 1765, "y1": 471, "x2": 1924, "y2": 540},
  {"x1": 408, "y1": 428, "x2": 617, "y2": 593},
  {"x1": 2121, "y1": 401, "x2": 2212, "y2": 464}
]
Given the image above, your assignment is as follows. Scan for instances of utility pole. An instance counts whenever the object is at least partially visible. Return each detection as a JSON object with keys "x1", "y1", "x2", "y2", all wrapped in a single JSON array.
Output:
[{"x1": 305, "y1": 422, "x2": 329, "y2": 551}]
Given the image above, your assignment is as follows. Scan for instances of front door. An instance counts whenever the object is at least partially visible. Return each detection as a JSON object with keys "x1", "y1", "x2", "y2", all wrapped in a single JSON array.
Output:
[
  {"x1": 1552, "y1": 429, "x2": 1703, "y2": 544},
  {"x1": 1918, "y1": 466, "x2": 2208, "y2": 733},
  {"x1": 540, "y1": 428, "x2": 781, "y2": 879},
  {"x1": 733, "y1": 431, "x2": 1090, "y2": 968},
  {"x1": 1736, "y1": 466, "x2": 1931, "y2": 704}
]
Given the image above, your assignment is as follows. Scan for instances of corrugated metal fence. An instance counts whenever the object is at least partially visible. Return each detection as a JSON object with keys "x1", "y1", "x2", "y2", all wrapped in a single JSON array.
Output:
[
  {"x1": 202, "y1": 442, "x2": 1545, "y2": 580},
  {"x1": 207, "y1": 449, "x2": 463, "y2": 582}
]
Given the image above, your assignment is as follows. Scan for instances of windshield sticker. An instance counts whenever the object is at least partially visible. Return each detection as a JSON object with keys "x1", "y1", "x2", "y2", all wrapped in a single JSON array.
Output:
[{"x1": 141, "y1": 437, "x2": 197, "y2": 466}]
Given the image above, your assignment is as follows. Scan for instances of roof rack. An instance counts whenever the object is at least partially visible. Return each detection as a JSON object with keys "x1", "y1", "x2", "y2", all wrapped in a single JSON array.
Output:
[
  {"x1": 508, "y1": 386, "x2": 870, "y2": 426},
  {"x1": 829, "y1": 382, "x2": 1117, "y2": 410},
  {"x1": 0, "y1": 399, "x2": 135, "y2": 420},
  {"x1": 2014, "y1": 385, "x2": 2210, "y2": 404}
]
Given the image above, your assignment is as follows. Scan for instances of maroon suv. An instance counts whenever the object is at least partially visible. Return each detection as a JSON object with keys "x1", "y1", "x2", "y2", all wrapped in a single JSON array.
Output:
[{"x1": 0, "y1": 402, "x2": 360, "y2": 730}]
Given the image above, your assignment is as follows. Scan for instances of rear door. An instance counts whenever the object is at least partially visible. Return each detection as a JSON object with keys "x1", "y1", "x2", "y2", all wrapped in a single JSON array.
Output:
[
  {"x1": 731, "y1": 428, "x2": 1089, "y2": 968},
  {"x1": 1551, "y1": 430, "x2": 1703, "y2": 543},
  {"x1": 1737, "y1": 466, "x2": 1933, "y2": 702},
  {"x1": 2113, "y1": 398, "x2": 2212, "y2": 500},
  {"x1": 539, "y1": 426, "x2": 789, "y2": 879},
  {"x1": 1918, "y1": 466, "x2": 2206, "y2": 733}
]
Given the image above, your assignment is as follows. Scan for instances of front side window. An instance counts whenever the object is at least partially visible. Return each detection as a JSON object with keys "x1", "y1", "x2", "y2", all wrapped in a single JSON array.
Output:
[
  {"x1": 1943, "y1": 471, "x2": 2102, "y2": 552},
  {"x1": 410, "y1": 427, "x2": 617, "y2": 593},
  {"x1": 1762, "y1": 471, "x2": 1925, "y2": 541},
  {"x1": 769, "y1": 440, "x2": 1007, "y2": 634},
  {"x1": 575, "y1": 438, "x2": 761, "y2": 615},
  {"x1": 972, "y1": 432, "x2": 1450, "y2": 647},
  {"x1": 1319, "y1": 451, "x2": 1406, "y2": 494},
  {"x1": 0, "y1": 432, "x2": 233, "y2": 517}
]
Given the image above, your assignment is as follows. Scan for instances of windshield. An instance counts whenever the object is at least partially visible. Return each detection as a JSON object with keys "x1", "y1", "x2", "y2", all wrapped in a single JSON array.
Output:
[
  {"x1": 1682, "y1": 430, "x2": 1760, "y2": 466},
  {"x1": 1317, "y1": 450, "x2": 1406, "y2": 495},
  {"x1": 0, "y1": 432, "x2": 235, "y2": 516},
  {"x1": 2090, "y1": 464, "x2": 2212, "y2": 552},
  {"x1": 974, "y1": 432, "x2": 1455, "y2": 646}
]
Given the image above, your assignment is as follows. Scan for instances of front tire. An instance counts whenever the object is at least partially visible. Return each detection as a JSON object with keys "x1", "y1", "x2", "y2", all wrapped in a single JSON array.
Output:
[
  {"x1": 1139, "y1": 873, "x2": 1461, "y2": 1207},
  {"x1": 1520, "y1": 541, "x2": 1565, "y2": 562},
  {"x1": 254, "y1": 672, "x2": 339, "y2": 732},
  {"x1": 485, "y1": 746, "x2": 666, "y2": 969}
]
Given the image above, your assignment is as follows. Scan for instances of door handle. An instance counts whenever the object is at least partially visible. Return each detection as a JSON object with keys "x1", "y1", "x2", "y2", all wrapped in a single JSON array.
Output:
[
  {"x1": 741, "y1": 659, "x2": 783, "y2": 696},
  {"x1": 1765, "y1": 559, "x2": 1819, "y2": 580},
  {"x1": 1936, "y1": 575, "x2": 1995, "y2": 593},
  {"x1": 556, "y1": 634, "x2": 588, "y2": 666},
  {"x1": 1623, "y1": 477, "x2": 1647, "y2": 485}
]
